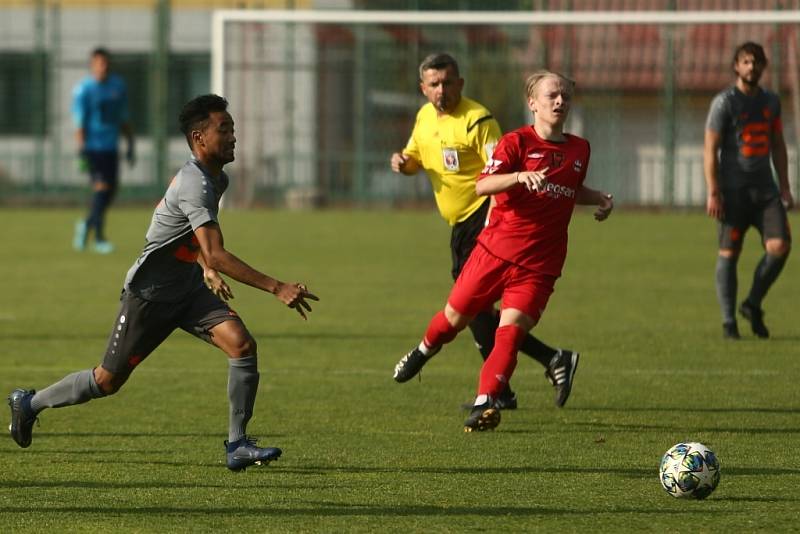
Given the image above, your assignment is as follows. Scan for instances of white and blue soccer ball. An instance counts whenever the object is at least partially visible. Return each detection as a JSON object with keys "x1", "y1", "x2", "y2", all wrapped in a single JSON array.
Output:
[{"x1": 659, "y1": 442, "x2": 720, "y2": 499}]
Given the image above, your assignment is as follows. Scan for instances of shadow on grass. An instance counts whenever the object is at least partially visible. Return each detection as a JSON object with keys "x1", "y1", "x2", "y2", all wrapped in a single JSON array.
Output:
[
  {"x1": 565, "y1": 421, "x2": 800, "y2": 435},
  {"x1": 571, "y1": 407, "x2": 800, "y2": 415},
  {"x1": 277, "y1": 464, "x2": 800, "y2": 477},
  {"x1": 0, "y1": 479, "x2": 331, "y2": 491},
  {"x1": 3, "y1": 331, "x2": 409, "y2": 342},
  {"x1": 0, "y1": 503, "x2": 761, "y2": 517},
  {"x1": 9, "y1": 431, "x2": 260, "y2": 439}
]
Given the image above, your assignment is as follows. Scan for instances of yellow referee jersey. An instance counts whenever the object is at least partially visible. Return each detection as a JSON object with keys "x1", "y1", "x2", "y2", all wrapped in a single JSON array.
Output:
[{"x1": 403, "y1": 96, "x2": 501, "y2": 226}]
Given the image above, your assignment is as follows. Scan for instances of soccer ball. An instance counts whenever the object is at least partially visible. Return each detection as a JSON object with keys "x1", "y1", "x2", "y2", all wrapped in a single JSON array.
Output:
[{"x1": 659, "y1": 442, "x2": 720, "y2": 499}]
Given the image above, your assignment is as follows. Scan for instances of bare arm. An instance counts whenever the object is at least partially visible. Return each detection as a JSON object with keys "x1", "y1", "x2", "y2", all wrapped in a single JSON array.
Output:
[
  {"x1": 771, "y1": 129, "x2": 793, "y2": 210},
  {"x1": 576, "y1": 185, "x2": 614, "y2": 221},
  {"x1": 704, "y1": 128, "x2": 724, "y2": 220},
  {"x1": 390, "y1": 152, "x2": 422, "y2": 175},
  {"x1": 476, "y1": 167, "x2": 550, "y2": 196},
  {"x1": 197, "y1": 252, "x2": 233, "y2": 301},
  {"x1": 194, "y1": 222, "x2": 318, "y2": 319}
]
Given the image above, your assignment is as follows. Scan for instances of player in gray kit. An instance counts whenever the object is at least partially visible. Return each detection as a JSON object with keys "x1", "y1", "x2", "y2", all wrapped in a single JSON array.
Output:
[
  {"x1": 7, "y1": 94, "x2": 318, "y2": 471},
  {"x1": 704, "y1": 42, "x2": 793, "y2": 339}
]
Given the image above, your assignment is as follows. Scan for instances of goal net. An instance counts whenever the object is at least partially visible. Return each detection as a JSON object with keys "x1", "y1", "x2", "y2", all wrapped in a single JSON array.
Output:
[{"x1": 212, "y1": 8, "x2": 800, "y2": 208}]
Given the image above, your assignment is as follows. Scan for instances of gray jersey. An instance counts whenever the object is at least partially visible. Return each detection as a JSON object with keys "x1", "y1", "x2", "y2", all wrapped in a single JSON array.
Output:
[
  {"x1": 124, "y1": 158, "x2": 228, "y2": 302},
  {"x1": 705, "y1": 85, "x2": 781, "y2": 189}
]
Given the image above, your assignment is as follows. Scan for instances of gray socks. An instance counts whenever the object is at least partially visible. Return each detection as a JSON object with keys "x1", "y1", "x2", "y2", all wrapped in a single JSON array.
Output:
[
  {"x1": 228, "y1": 355, "x2": 259, "y2": 443},
  {"x1": 30, "y1": 369, "x2": 105, "y2": 414},
  {"x1": 747, "y1": 253, "x2": 787, "y2": 307},
  {"x1": 715, "y1": 255, "x2": 738, "y2": 324}
]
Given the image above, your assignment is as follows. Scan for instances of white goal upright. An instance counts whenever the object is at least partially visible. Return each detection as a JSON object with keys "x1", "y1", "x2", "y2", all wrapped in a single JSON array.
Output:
[{"x1": 211, "y1": 8, "x2": 800, "y2": 208}]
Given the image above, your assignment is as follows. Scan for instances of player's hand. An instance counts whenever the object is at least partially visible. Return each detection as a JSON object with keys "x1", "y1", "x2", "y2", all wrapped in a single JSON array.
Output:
[
  {"x1": 781, "y1": 189, "x2": 794, "y2": 211},
  {"x1": 594, "y1": 193, "x2": 614, "y2": 221},
  {"x1": 126, "y1": 144, "x2": 136, "y2": 168},
  {"x1": 517, "y1": 167, "x2": 549, "y2": 193},
  {"x1": 390, "y1": 152, "x2": 410, "y2": 173},
  {"x1": 706, "y1": 192, "x2": 724, "y2": 220},
  {"x1": 204, "y1": 269, "x2": 233, "y2": 301},
  {"x1": 276, "y1": 282, "x2": 319, "y2": 320}
]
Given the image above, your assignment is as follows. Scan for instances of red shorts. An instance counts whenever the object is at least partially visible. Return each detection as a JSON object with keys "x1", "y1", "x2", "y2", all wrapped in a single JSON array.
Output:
[{"x1": 447, "y1": 244, "x2": 556, "y2": 323}]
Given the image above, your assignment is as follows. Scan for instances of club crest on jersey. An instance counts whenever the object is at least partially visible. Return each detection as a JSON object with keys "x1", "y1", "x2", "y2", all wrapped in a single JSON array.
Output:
[
  {"x1": 442, "y1": 147, "x2": 460, "y2": 171},
  {"x1": 551, "y1": 152, "x2": 566, "y2": 168},
  {"x1": 573, "y1": 159, "x2": 583, "y2": 172}
]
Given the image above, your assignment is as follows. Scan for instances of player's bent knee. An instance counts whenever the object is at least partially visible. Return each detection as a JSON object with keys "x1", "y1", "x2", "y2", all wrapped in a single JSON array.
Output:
[
  {"x1": 227, "y1": 333, "x2": 257, "y2": 358},
  {"x1": 238, "y1": 336, "x2": 257, "y2": 357},
  {"x1": 765, "y1": 239, "x2": 790, "y2": 257},
  {"x1": 498, "y1": 308, "x2": 538, "y2": 331},
  {"x1": 718, "y1": 248, "x2": 739, "y2": 259},
  {"x1": 444, "y1": 304, "x2": 472, "y2": 331},
  {"x1": 93, "y1": 367, "x2": 128, "y2": 395}
]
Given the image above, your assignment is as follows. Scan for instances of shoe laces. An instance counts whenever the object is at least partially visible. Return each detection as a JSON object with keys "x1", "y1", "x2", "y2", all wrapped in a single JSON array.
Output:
[{"x1": 241, "y1": 435, "x2": 260, "y2": 448}]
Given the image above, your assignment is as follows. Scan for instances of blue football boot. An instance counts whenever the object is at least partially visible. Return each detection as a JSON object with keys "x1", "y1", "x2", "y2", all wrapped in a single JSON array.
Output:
[
  {"x1": 8, "y1": 389, "x2": 38, "y2": 448},
  {"x1": 225, "y1": 436, "x2": 282, "y2": 472}
]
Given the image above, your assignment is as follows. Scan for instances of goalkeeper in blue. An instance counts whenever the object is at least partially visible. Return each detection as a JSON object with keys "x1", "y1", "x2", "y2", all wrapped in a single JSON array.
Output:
[{"x1": 71, "y1": 47, "x2": 135, "y2": 254}]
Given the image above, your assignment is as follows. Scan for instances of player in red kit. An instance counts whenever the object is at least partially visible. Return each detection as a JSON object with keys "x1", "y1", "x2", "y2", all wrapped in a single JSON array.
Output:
[{"x1": 397, "y1": 70, "x2": 614, "y2": 432}]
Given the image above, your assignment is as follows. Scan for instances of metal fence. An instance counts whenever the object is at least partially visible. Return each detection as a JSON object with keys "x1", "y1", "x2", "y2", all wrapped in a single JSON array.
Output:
[{"x1": 2, "y1": 1, "x2": 799, "y2": 208}]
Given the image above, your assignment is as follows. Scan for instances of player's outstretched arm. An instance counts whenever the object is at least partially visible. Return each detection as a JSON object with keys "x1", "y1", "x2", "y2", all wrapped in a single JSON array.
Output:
[
  {"x1": 194, "y1": 222, "x2": 319, "y2": 319},
  {"x1": 476, "y1": 167, "x2": 550, "y2": 196},
  {"x1": 576, "y1": 186, "x2": 614, "y2": 221}
]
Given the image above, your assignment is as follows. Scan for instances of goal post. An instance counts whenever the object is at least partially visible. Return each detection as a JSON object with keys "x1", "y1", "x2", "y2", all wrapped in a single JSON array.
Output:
[{"x1": 211, "y1": 8, "x2": 800, "y2": 208}]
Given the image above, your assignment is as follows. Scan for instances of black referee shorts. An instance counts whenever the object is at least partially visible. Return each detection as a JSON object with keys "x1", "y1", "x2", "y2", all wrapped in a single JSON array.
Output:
[
  {"x1": 100, "y1": 286, "x2": 244, "y2": 375},
  {"x1": 718, "y1": 186, "x2": 791, "y2": 251},
  {"x1": 450, "y1": 198, "x2": 490, "y2": 280}
]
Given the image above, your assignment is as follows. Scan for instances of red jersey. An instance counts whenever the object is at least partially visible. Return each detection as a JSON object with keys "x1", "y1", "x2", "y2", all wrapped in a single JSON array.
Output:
[{"x1": 477, "y1": 125, "x2": 590, "y2": 277}]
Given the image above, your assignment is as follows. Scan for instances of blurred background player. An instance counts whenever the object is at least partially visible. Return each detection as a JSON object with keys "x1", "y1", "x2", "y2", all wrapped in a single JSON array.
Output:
[
  {"x1": 390, "y1": 53, "x2": 580, "y2": 410},
  {"x1": 397, "y1": 70, "x2": 613, "y2": 431},
  {"x1": 9, "y1": 94, "x2": 318, "y2": 471},
  {"x1": 72, "y1": 47, "x2": 136, "y2": 254},
  {"x1": 704, "y1": 41, "x2": 793, "y2": 340}
]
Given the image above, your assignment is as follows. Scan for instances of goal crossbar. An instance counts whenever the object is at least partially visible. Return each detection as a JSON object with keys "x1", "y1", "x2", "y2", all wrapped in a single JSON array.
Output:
[{"x1": 212, "y1": 8, "x2": 800, "y2": 95}]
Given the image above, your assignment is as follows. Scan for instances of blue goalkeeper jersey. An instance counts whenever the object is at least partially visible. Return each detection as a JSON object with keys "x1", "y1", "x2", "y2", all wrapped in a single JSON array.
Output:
[{"x1": 71, "y1": 74, "x2": 129, "y2": 152}]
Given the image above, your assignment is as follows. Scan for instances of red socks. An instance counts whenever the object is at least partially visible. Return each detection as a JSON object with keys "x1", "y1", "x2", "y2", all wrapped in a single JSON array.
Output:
[
  {"x1": 423, "y1": 310, "x2": 459, "y2": 349},
  {"x1": 478, "y1": 325, "x2": 526, "y2": 398}
]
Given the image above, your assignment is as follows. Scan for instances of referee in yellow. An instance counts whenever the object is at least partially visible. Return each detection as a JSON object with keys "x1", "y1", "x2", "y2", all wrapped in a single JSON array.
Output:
[{"x1": 390, "y1": 53, "x2": 579, "y2": 410}]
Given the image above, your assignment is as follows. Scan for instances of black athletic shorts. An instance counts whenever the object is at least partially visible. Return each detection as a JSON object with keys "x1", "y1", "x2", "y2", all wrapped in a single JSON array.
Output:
[
  {"x1": 450, "y1": 198, "x2": 490, "y2": 280},
  {"x1": 718, "y1": 186, "x2": 791, "y2": 250},
  {"x1": 86, "y1": 150, "x2": 119, "y2": 191},
  {"x1": 101, "y1": 286, "x2": 244, "y2": 375}
]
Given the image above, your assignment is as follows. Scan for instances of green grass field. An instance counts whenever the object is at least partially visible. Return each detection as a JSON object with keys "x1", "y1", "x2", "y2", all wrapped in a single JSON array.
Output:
[{"x1": 1, "y1": 207, "x2": 799, "y2": 532}]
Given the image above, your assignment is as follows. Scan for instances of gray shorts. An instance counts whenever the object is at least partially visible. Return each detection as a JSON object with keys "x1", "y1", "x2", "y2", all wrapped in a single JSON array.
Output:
[
  {"x1": 101, "y1": 286, "x2": 244, "y2": 375},
  {"x1": 718, "y1": 186, "x2": 791, "y2": 250}
]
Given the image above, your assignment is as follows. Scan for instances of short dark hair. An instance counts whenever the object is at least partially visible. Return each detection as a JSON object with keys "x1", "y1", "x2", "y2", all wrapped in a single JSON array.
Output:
[
  {"x1": 91, "y1": 47, "x2": 110, "y2": 59},
  {"x1": 733, "y1": 41, "x2": 768, "y2": 67},
  {"x1": 419, "y1": 53, "x2": 460, "y2": 80},
  {"x1": 179, "y1": 94, "x2": 229, "y2": 147}
]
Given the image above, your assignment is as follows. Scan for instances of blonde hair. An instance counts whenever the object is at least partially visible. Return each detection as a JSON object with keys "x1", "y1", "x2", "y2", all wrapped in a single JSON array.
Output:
[{"x1": 525, "y1": 70, "x2": 575, "y2": 100}]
